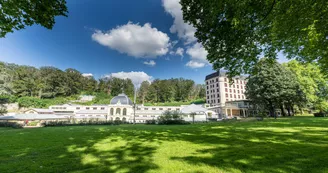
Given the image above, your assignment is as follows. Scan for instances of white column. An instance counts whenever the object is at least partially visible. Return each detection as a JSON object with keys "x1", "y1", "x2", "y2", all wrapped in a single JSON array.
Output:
[{"x1": 230, "y1": 109, "x2": 233, "y2": 117}]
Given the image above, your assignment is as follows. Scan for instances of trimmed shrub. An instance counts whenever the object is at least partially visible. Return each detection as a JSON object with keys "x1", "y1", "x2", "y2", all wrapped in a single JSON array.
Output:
[
  {"x1": 42, "y1": 120, "x2": 114, "y2": 127},
  {"x1": 314, "y1": 112, "x2": 326, "y2": 117},
  {"x1": 157, "y1": 110, "x2": 189, "y2": 125},
  {"x1": 145, "y1": 119, "x2": 156, "y2": 124},
  {"x1": 0, "y1": 122, "x2": 23, "y2": 128}
]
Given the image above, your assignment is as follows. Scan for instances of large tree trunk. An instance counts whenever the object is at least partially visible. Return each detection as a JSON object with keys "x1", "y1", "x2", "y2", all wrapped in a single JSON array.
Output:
[
  {"x1": 291, "y1": 105, "x2": 295, "y2": 116},
  {"x1": 269, "y1": 102, "x2": 276, "y2": 119},
  {"x1": 286, "y1": 105, "x2": 291, "y2": 116},
  {"x1": 280, "y1": 105, "x2": 286, "y2": 117}
]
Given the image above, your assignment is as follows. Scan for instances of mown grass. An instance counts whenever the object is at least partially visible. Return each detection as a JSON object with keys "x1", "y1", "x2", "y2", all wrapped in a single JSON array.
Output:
[{"x1": 0, "y1": 117, "x2": 328, "y2": 173}]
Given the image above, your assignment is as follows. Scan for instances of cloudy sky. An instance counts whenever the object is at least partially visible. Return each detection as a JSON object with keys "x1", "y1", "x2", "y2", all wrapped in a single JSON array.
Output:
[{"x1": 0, "y1": 0, "x2": 287, "y2": 84}]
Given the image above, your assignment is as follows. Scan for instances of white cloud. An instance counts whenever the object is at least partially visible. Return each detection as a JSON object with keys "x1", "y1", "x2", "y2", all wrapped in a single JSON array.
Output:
[
  {"x1": 185, "y1": 61, "x2": 206, "y2": 68},
  {"x1": 162, "y1": 0, "x2": 197, "y2": 44},
  {"x1": 143, "y1": 60, "x2": 156, "y2": 67},
  {"x1": 108, "y1": 71, "x2": 153, "y2": 87},
  {"x1": 186, "y1": 43, "x2": 208, "y2": 62},
  {"x1": 82, "y1": 73, "x2": 93, "y2": 77},
  {"x1": 92, "y1": 22, "x2": 170, "y2": 58},
  {"x1": 175, "y1": 47, "x2": 184, "y2": 57},
  {"x1": 185, "y1": 43, "x2": 209, "y2": 68}
]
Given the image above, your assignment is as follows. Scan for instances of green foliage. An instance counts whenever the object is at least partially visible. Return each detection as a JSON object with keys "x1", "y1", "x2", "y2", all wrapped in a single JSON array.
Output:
[
  {"x1": 284, "y1": 60, "x2": 328, "y2": 112},
  {"x1": 0, "y1": 0, "x2": 68, "y2": 37},
  {"x1": 181, "y1": 0, "x2": 328, "y2": 77},
  {"x1": 17, "y1": 97, "x2": 69, "y2": 108},
  {"x1": 245, "y1": 58, "x2": 304, "y2": 117},
  {"x1": 157, "y1": 110, "x2": 188, "y2": 125},
  {"x1": 0, "y1": 122, "x2": 22, "y2": 128}
]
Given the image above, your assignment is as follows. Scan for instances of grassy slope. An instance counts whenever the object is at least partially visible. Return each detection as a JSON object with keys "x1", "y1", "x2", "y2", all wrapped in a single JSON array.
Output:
[{"x1": 0, "y1": 117, "x2": 328, "y2": 173}]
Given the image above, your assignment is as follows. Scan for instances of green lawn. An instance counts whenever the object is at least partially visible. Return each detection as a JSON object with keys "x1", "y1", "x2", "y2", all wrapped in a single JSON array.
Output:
[{"x1": 1, "y1": 117, "x2": 328, "y2": 173}]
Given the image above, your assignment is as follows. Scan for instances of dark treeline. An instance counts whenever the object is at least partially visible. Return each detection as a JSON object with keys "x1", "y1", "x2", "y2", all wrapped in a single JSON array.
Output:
[{"x1": 0, "y1": 62, "x2": 205, "y2": 105}]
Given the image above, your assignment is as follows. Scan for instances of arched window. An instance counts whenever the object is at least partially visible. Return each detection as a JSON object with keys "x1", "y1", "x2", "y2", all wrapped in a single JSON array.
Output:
[
  {"x1": 115, "y1": 117, "x2": 120, "y2": 121},
  {"x1": 122, "y1": 117, "x2": 126, "y2": 122},
  {"x1": 123, "y1": 108, "x2": 127, "y2": 115},
  {"x1": 110, "y1": 108, "x2": 114, "y2": 115},
  {"x1": 116, "y1": 108, "x2": 121, "y2": 115}
]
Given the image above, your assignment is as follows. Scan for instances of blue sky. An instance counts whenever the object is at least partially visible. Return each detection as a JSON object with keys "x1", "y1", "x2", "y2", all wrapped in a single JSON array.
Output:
[{"x1": 0, "y1": 0, "x2": 287, "y2": 84}]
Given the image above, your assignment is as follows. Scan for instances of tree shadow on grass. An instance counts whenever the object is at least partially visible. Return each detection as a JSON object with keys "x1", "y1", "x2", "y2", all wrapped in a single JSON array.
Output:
[{"x1": 1, "y1": 117, "x2": 328, "y2": 173}]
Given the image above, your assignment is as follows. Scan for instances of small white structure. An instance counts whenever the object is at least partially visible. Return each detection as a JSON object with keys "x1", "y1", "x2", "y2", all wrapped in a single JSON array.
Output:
[
  {"x1": 181, "y1": 104, "x2": 210, "y2": 122},
  {"x1": 79, "y1": 95, "x2": 95, "y2": 102},
  {"x1": 24, "y1": 108, "x2": 54, "y2": 114}
]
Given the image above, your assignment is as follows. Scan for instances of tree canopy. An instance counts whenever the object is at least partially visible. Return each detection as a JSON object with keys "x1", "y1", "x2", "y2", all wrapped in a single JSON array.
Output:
[
  {"x1": 181, "y1": 0, "x2": 328, "y2": 77},
  {"x1": 245, "y1": 58, "x2": 304, "y2": 117},
  {"x1": 284, "y1": 60, "x2": 328, "y2": 112},
  {"x1": 0, "y1": 0, "x2": 68, "y2": 37}
]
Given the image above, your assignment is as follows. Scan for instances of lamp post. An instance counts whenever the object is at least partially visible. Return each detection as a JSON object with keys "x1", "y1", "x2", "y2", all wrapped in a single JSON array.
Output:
[{"x1": 133, "y1": 103, "x2": 136, "y2": 124}]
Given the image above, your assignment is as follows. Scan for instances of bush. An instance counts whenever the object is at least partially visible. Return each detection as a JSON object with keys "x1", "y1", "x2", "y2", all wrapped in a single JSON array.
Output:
[
  {"x1": 157, "y1": 110, "x2": 189, "y2": 125},
  {"x1": 314, "y1": 112, "x2": 326, "y2": 117},
  {"x1": 145, "y1": 119, "x2": 156, "y2": 124},
  {"x1": 42, "y1": 120, "x2": 114, "y2": 127},
  {"x1": 0, "y1": 122, "x2": 23, "y2": 128}
]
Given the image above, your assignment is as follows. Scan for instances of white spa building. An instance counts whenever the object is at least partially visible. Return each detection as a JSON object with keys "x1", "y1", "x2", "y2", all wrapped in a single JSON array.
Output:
[{"x1": 47, "y1": 93, "x2": 215, "y2": 123}]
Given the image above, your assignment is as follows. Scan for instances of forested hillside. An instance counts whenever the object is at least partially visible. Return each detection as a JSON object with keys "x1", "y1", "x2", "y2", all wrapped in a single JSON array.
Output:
[{"x1": 0, "y1": 62, "x2": 205, "y2": 109}]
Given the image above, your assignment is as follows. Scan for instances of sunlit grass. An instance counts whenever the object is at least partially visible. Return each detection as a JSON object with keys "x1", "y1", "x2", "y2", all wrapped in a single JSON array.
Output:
[{"x1": 0, "y1": 117, "x2": 328, "y2": 173}]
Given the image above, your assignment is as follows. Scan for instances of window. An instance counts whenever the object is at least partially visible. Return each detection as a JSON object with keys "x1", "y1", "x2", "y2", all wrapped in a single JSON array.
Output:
[
  {"x1": 135, "y1": 115, "x2": 139, "y2": 117},
  {"x1": 217, "y1": 94, "x2": 220, "y2": 97},
  {"x1": 76, "y1": 107, "x2": 80, "y2": 110},
  {"x1": 176, "y1": 108, "x2": 180, "y2": 110},
  {"x1": 86, "y1": 107, "x2": 90, "y2": 110},
  {"x1": 96, "y1": 115, "x2": 101, "y2": 117},
  {"x1": 137, "y1": 108, "x2": 141, "y2": 110},
  {"x1": 230, "y1": 94, "x2": 232, "y2": 98},
  {"x1": 88, "y1": 115, "x2": 92, "y2": 117},
  {"x1": 216, "y1": 78, "x2": 218, "y2": 82},
  {"x1": 152, "y1": 108, "x2": 156, "y2": 110},
  {"x1": 238, "y1": 90, "x2": 240, "y2": 94},
  {"x1": 233, "y1": 85, "x2": 235, "y2": 88},
  {"x1": 225, "y1": 88, "x2": 228, "y2": 92},
  {"x1": 207, "y1": 91, "x2": 209, "y2": 94},
  {"x1": 93, "y1": 107, "x2": 97, "y2": 110},
  {"x1": 116, "y1": 108, "x2": 121, "y2": 115},
  {"x1": 234, "y1": 95, "x2": 236, "y2": 98},
  {"x1": 144, "y1": 108, "x2": 148, "y2": 110},
  {"x1": 207, "y1": 96, "x2": 209, "y2": 99},
  {"x1": 207, "y1": 86, "x2": 209, "y2": 89},
  {"x1": 81, "y1": 115, "x2": 85, "y2": 116},
  {"x1": 101, "y1": 107, "x2": 105, "y2": 110},
  {"x1": 206, "y1": 81, "x2": 208, "y2": 85},
  {"x1": 123, "y1": 108, "x2": 127, "y2": 115},
  {"x1": 226, "y1": 99, "x2": 229, "y2": 101},
  {"x1": 237, "y1": 85, "x2": 239, "y2": 88},
  {"x1": 151, "y1": 115, "x2": 155, "y2": 117},
  {"x1": 242, "y1": 95, "x2": 245, "y2": 99},
  {"x1": 168, "y1": 108, "x2": 171, "y2": 110},
  {"x1": 217, "y1": 89, "x2": 219, "y2": 92},
  {"x1": 229, "y1": 89, "x2": 232, "y2": 92},
  {"x1": 218, "y1": 99, "x2": 220, "y2": 103},
  {"x1": 224, "y1": 83, "x2": 227, "y2": 87},
  {"x1": 110, "y1": 108, "x2": 114, "y2": 115},
  {"x1": 224, "y1": 78, "x2": 227, "y2": 82},
  {"x1": 216, "y1": 83, "x2": 219, "y2": 87},
  {"x1": 143, "y1": 115, "x2": 147, "y2": 117},
  {"x1": 244, "y1": 86, "x2": 246, "y2": 89},
  {"x1": 226, "y1": 93, "x2": 228, "y2": 97},
  {"x1": 234, "y1": 89, "x2": 236, "y2": 93},
  {"x1": 238, "y1": 95, "x2": 240, "y2": 99}
]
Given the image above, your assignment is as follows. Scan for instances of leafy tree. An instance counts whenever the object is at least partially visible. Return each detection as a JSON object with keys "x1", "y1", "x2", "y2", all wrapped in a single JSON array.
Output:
[
  {"x1": 65, "y1": 68, "x2": 83, "y2": 96},
  {"x1": 245, "y1": 58, "x2": 303, "y2": 118},
  {"x1": 181, "y1": 0, "x2": 328, "y2": 77},
  {"x1": 285, "y1": 60, "x2": 328, "y2": 113},
  {"x1": 138, "y1": 81, "x2": 150, "y2": 104},
  {"x1": 108, "y1": 77, "x2": 134, "y2": 98},
  {"x1": 0, "y1": 0, "x2": 68, "y2": 37}
]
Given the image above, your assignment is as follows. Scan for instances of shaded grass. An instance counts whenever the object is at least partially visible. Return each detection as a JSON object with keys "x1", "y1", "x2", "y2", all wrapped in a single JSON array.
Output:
[{"x1": 0, "y1": 117, "x2": 328, "y2": 173}]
